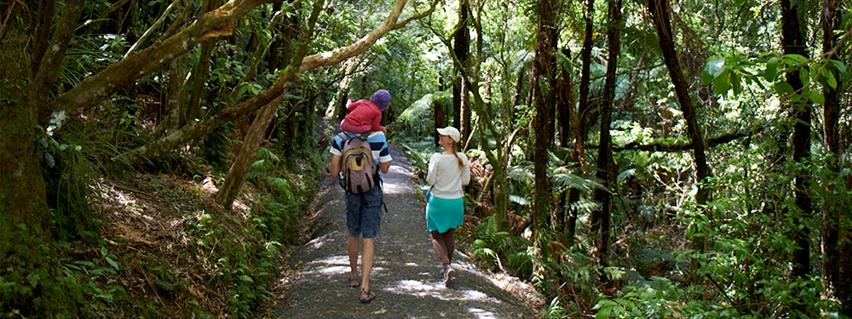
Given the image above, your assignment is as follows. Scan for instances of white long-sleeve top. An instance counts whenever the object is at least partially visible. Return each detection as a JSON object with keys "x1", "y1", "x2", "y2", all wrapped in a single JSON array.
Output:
[{"x1": 426, "y1": 152, "x2": 471, "y2": 199}]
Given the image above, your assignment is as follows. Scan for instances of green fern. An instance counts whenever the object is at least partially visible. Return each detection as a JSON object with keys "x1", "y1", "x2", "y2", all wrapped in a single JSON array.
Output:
[{"x1": 550, "y1": 171, "x2": 608, "y2": 194}]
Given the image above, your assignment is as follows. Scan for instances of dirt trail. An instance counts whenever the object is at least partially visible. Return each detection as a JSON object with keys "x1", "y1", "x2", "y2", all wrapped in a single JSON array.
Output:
[{"x1": 264, "y1": 147, "x2": 536, "y2": 318}]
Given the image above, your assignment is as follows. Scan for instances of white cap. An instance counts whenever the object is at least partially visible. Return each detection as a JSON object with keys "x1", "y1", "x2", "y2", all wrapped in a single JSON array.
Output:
[{"x1": 437, "y1": 126, "x2": 461, "y2": 142}]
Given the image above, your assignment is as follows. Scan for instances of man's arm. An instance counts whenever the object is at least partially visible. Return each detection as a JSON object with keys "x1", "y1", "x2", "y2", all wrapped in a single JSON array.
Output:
[{"x1": 329, "y1": 154, "x2": 341, "y2": 177}]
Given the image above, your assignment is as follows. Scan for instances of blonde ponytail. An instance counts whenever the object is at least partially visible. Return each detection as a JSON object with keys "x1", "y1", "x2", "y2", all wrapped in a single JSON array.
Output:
[{"x1": 451, "y1": 142, "x2": 463, "y2": 170}]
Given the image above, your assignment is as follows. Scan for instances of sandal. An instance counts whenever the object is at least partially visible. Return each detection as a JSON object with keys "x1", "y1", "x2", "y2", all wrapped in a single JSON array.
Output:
[
  {"x1": 443, "y1": 268, "x2": 455, "y2": 288},
  {"x1": 359, "y1": 288, "x2": 375, "y2": 304}
]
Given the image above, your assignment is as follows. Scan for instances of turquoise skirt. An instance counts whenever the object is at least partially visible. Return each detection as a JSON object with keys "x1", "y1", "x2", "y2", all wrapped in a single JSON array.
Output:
[{"x1": 425, "y1": 195, "x2": 464, "y2": 233}]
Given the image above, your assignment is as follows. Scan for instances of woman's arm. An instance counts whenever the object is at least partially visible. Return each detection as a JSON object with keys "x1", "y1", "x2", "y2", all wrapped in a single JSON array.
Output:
[{"x1": 426, "y1": 154, "x2": 438, "y2": 186}]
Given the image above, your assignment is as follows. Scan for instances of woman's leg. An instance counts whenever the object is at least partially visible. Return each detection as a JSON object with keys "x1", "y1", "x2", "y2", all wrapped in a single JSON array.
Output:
[
  {"x1": 443, "y1": 228, "x2": 455, "y2": 264},
  {"x1": 430, "y1": 231, "x2": 449, "y2": 266},
  {"x1": 440, "y1": 229, "x2": 456, "y2": 287}
]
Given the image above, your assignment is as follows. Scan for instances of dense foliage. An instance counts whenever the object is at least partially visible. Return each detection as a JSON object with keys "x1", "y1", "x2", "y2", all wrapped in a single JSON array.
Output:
[{"x1": 0, "y1": 0, "x2": 849, "y2": 317}]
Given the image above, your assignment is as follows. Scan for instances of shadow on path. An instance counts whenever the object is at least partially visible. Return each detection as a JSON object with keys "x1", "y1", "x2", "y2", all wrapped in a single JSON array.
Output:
[{"x1": 264, "y1": 147, "x2": 535, "y2": 319}]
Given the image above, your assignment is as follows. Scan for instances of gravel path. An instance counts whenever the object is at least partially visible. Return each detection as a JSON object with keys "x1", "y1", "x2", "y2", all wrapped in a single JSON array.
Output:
[{"x1": 264, "y1": 147, "x2": 536, "y2": 319}]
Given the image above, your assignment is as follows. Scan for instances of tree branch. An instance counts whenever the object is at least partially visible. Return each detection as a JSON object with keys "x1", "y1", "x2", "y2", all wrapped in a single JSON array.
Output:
[
  {"x1": 298, "y1": 0, "x2": 438, "y2": 71},
  {"x1": 31, "y1": 0, "x2": 84, "y2": 119},
  {"x1": 124, "y1": 0, "x2": 180, "y2": 58},
  {"x1": 117, "y1": 0, "x2": 436, "y2": 162},
  {"x1": 584, "y1": 125, "x2": 768, "y2": 151},
  {"x1": 48, "y1": 0, "x2": 271, "y2": 119}
]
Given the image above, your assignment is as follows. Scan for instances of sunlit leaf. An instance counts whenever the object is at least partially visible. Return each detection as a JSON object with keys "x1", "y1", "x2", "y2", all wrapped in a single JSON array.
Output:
[
  {"x1": 701, "y1": 56, "x2": 725, "y2": 84},
  {"x1": 509, "y1": 194, "x2": 530, "y2": 206}
]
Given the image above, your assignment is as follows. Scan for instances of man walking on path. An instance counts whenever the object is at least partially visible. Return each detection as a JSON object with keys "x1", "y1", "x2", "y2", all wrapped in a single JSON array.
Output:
[{"x1": 329, "y1": 130, "x2": 392, "y2": 303}]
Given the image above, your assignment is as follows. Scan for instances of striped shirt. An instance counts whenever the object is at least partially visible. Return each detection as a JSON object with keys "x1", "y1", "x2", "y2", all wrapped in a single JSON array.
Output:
[{"x1": 330, "y1": 131, "x2": 392, "y2": 166}]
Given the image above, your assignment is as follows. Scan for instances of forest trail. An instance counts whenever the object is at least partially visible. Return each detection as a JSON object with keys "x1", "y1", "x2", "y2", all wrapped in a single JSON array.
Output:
[{"x1": 263, "y1": 146, "x2": 536, "y2": 319}]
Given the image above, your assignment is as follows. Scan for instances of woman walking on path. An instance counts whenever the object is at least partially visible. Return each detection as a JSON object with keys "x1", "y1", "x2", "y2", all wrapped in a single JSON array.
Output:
[{"x1": 425, "y1": 126, "x2": 471, "y2": 287}]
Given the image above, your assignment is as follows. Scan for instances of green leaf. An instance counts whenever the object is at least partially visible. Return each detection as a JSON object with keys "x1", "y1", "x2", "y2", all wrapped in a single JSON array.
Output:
[
  {"x1": 105, "y1": 257, "x2": 120, "y2": 270},
  {"x1": 617, "y1": 168, "x2": 636, "y2": 183},
  {"x1": 810, "y1": 90, "x2": 825, "y2": 104},
  {"x1": 239, "y1": 275, "x2": 254, "y2": 283},
  {"x1": 764, "y1": 57, "x2": 779, "y2": 81},
  {"x1": 822, "y1": 68, "x2": 837, "y2": 89},
  {"x1": 774, "y1": 82, "x2": 794, "y2": 95},
  {"x1": 713, "y1": 71, "x2": 730, "y2": 95},
  {"x1": 702, "y1": 56, "x2": 725, "y2": 83},
  {"x1": 799, "y1": 68, "x2": 810, "y2": 87},
  {"x1": 783, "y1": 54, "x2": 808, "y2": 66},
  {"x1": 829, "y1": 60, "x2": 847, "y2": 74},
  {"x1": 509, "y1": 194, "x2": 530, "y2": 206},
  {"x1": 731, "y1": 73, "x2": 742, "y2": 95}
]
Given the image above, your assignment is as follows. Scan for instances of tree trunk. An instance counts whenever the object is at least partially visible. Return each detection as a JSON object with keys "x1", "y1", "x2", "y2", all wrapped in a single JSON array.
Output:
[
  {"x1": 0, "y1": 6, "x2": 62, "y2": 314},
  {"x1": 216, "y1": 0, "x2": 328, "y2": 210},
  {"x1": 820, "y1": 0, "x2": 849, "y2": 314},
  {"x1": 434, "y1": 98, "x2": 447, "y2": 147},
  {"x1": 556, "y1": 47, "x2": 576, "y2": 240},
  {"x1": 185, "y1": 39, "x2": 216, "y2": 124},
  {"x1": 780, "y1": 0, "x2": 813, "y2": 287},
  {"x1": 576, "y1": 0, "x2": 594, "y2": 172},
  {"x1": 557, "y1": 48, "x2": 574, "y2": 148},
  {"x1": 30, "y1": 0, "x2": 85, "y2": 119},
  {"x1": 532, "y1": 0, "x2": 559, "y2": 258},
  {"x1": 325, "y1": 56, "x2": 361, "y2": 119},
  {"x1": 567, "y1": 0, "x2": 596, "y2": 244},
  {"x1": 158, "y1": 56, "x2": 190, "y2": 132},
  {"x1": 0, "y1": 6, "x2": 50, "y2": 230},
  {"x1": 510, "y1": 63, "x2": 528, "y2": 123},
  {"x1": 452, "y1": 0, "x2": 470, "y2": 138},
  {"x1": 646, "y1": 0, "x2": 713, "y2": 268},
  {"x1": 31, "y1": 0, "x2": 56, "y2": 76},
  {"x1": 408, "y1": 66, "x2": 417, "y2": 107},
  {"x1": 592, "y1": 0, "x2": 622, "y2": 271},
  {"x1": 646, "y1": 0, "x2": 711, "y2": 209},
  {"x1": 216, "y1": 97, "x2": 282, "y2": 209}
]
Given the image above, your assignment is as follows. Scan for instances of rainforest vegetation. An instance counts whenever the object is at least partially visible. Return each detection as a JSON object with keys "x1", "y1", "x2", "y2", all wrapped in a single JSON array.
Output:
[{"x1": 0, "y1": 0, "x2": 849, "y2": 317}]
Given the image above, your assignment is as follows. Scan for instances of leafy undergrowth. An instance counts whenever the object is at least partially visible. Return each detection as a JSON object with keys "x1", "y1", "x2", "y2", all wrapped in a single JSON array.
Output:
[{"x1": 75, "y1": 157, "x2": 320, "y2": 318}]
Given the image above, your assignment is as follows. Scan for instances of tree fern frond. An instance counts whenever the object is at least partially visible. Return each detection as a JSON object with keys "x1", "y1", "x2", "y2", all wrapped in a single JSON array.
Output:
[
  {"x1": 251, "y1": 159, "x2": 270, "y2": 170},
  {"x1": 509, "y1": 194, "x2": 530, "y2": 206},
  {"x1": 508, "y1": 165, "x2": 534, "y2": 184},
  {"x1": 618, "y1": 168, "x2": 637, "y2": 184},
  {"x1": 256, "y1": 147, "x2": 279, "y2": 163},
  {"x1": 551, "y1": 172, "x2": 608, "y2": 193},
  {"x1": 569, "y1": 199, "x2": 599, "y2": 215}
]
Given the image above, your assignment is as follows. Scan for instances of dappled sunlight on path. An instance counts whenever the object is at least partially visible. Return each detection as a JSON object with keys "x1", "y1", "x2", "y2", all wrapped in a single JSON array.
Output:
[{"x1": 263, "y1": 147, "x2": 534, "y2": 319}]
